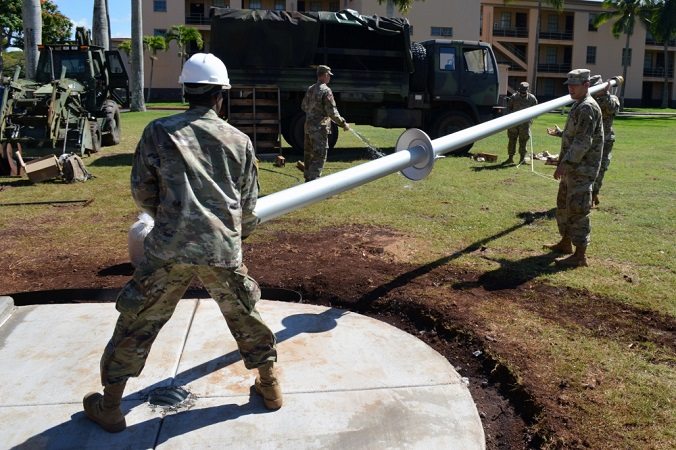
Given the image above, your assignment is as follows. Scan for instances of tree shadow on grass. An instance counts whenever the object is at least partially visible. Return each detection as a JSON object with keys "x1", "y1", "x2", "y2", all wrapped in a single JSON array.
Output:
[{"x1": 89, "y1": 153, "x2": 133, "y2": 167}]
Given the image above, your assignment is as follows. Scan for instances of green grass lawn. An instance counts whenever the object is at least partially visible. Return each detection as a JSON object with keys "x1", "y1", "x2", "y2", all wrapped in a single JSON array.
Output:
[{"x1": 1, "y1": 108, "x2": 674, "y2": 448}]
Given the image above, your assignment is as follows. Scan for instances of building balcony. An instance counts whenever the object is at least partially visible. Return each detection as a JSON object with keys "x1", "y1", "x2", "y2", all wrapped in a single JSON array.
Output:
[
  {"x1": 493, "y1": 25, "x2": 528, "y2": 38},
  {"x1": 643, "y1": 67, "x2": 674, "y2": 78},
  {"x1": 186, "y1": 14, "x2": 210, "y2": 25},
  {"x1": 645, "y1": 36, "x2": 676, "y2": 47},
  {"x1": 538, "y1": 63, "x2": 571, "y2": 73},
  {"x1": 539, "y1": 30, "x2": 573, "y2": 41}
]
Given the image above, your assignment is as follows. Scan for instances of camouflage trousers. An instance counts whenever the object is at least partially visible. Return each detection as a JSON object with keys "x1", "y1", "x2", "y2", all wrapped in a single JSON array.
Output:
[
  {"x1": 556, "y1": 174, "x2": 594, "y2": 248},
  {"x1": 304, "y1": 125, "x2": 329, "y2": 181},
  {"x1": 593, "y1": 139, "x2": 614, "y2": 196},
  {"x1": 507, "y1": 124, "x2": 531, "y2": 158},
  {"x1": 100, "y1": 256, "x2": 277, "y2": 385}
]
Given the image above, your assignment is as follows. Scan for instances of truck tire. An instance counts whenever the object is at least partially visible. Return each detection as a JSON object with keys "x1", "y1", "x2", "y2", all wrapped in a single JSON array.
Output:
[
  {"x1": 101, "y1": 101, "x2": 121, "y2": 147},
  {"x1": 409, "y1": 42, "x2": 428, "y2": 92},
  {"x1": 431, "y1": 112, "x2": 475, "y2": 154},
  {"x1": 88, "y1": 122, "x2": 102, "y2": 154},
  {"x1": 282, "y1": 113, "x2": 339, "y2": 154}
]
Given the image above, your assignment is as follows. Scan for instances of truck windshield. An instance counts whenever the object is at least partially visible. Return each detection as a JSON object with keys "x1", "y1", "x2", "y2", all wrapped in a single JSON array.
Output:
[
  {"x1": 463, "y1": 48, "x2": 496, "y2": 74},
  {"x1": 37, "y1": 50, "x2": 89, "y2": 83}
]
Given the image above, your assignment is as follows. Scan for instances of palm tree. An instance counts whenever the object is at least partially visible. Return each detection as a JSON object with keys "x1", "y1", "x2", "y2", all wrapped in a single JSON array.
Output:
[
  {"x1": 21, "y1": 0, "x2": 41, "y2": 79},
  {"x1": 377, "y1": 0, "x2": 418, "y2": 13},
  {"x1": 143, "y1": 35, "x2": 167, "y2": 102},
  {"x1": 594, "y1": 0, "x2": 655, "y2": 109},
  {"x1": 92, "y1": 0, "x2": 109, "y2": 50},
  {"x1": 130, "y1": 0, "x2": 145, "y2": 112},
  {"x1": 649, "y1": 0, "x2": 676, "y2": 107},
  {"x1": 166, "y1": 25, "x2": 203, "y2": 101}
]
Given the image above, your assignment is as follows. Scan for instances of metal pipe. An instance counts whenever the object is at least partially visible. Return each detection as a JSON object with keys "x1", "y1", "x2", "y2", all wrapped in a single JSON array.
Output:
[{"x1": 254, "y1": 76, "x2": 622, "y2": 224}]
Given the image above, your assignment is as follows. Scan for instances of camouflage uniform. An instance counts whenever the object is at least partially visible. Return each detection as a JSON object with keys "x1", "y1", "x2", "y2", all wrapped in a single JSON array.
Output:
[
  {"x1": 506, "y1": 86, "x2": 538, "y2": 160},
  {"x1": 301, "y1": 80, "x2": 347, "y2": 181},
  {"x1": 101, "y1": 106, "x2": 276, "y2": 385},
  {"x1": 593, "y1": 91, "x2": 620, "y2": 196},
  {"x1": 555, "y1": 94, "x2": 604, "y2": 247}
]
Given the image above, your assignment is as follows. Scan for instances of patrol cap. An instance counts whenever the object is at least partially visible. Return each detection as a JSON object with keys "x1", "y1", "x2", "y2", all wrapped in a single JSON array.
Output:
[
  {"x1": 518, "y1": 82, "x2": 529, "y2": 92},
  {"x1": 317, "y1": 65, "x2": 334, "y2": 76},
  {"x1": 564, "y1": 68, "x2": 591, "y2": 85},
  {"x1": 589, "y1": 74, "x2": 603, "y2": 86}
]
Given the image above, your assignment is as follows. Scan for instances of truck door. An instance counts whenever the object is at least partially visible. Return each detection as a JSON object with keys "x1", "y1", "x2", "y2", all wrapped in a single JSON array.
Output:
[
  {"x1": 459, "y1": 45, "x2": 498, "y2": 109},
  {"x1": 105, "y1": 51, "x2": 130, "y2": 108},
  {"x1": 430, "y1": 45, "x2": 460, "y2": 98}
]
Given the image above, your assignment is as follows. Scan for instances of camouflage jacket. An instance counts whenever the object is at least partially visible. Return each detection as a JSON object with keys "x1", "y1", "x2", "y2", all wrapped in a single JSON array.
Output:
[
  {"x1": 507, "y1": 92, "x2": 538, "y2": 113},
  {"x1": 595, "y1": 92, "x2": 620, "y2": 142},
  {"x1": 558, "y1": 94, "x2": 604, "y2": 180},
  {"x1": 301, "y1": 82, "x2": 347, "y2": 131},
  {"x1": 131, "y1": 106, "x2": 259, "y2": 268}
]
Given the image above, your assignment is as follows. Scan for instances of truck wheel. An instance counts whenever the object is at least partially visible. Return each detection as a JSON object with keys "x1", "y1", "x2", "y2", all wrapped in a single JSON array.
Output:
[
  {"x1": 88, "y1": 122, "x2": 102, "y2": 154},
  {"x1": 282, "y1": 112, "x2": 305, "y2": 154},
  {"x1": 101, "y1": 101, "x2": 121, "y2": 146},
  {"x1": 431, "y1": 112, "x2": 475, "y2": 154}
]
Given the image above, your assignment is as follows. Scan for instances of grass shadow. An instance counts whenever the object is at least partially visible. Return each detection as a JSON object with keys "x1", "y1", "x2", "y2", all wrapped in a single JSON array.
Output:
[{"x1": 90, "y1": 153, "x2": 133, "y2": 167}]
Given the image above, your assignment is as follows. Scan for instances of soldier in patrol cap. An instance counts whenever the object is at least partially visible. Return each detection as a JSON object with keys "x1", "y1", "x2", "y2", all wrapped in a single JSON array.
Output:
[
  {"x1": 545, "y1": 68, "x2": 604, "y2": 267},
  {"x1": 505, "y1": 81, "x2": 538, "y2": 164},
  {"x1": 83, "y1": 53, "x2": 282, "y2": 433},
  {"x1": 301, "y1": 64, "x2": 350, "y2": 182},
  {"x1": 589, "y1": 74, "x2": 620, "y2": 206}
]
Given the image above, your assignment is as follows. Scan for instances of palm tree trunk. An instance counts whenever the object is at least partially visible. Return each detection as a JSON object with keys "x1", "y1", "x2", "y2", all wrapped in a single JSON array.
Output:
[
  {"x1": 93, "y1": 0, "x2": 109, "y2": 50},
  {"x1": 620, "y1": 30, "x2": 631, "y2": 111},
  {"x1": 130, "y1": 0, "x2": 145, "y2": 111},
  {"x1": 147, "y1": 59, "x2": 155, "y2": 103},
  {"x1": 661, "y1": 41, "x2": 669, "y2": 108},
  {"x1": 22, "y1": 0, "x2": 42, "y2": 80}
]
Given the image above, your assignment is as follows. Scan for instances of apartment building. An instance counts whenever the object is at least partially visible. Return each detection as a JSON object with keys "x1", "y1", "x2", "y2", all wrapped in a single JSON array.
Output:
[
  {"x1": 481, "y1": 0, "x2": 675, "y2": 106},
  {"x1": 141, "y1": 0, "x2": 674, "y2": 105}
]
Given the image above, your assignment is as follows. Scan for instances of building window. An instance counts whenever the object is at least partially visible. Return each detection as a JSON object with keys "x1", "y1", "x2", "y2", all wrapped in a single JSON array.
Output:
[
  {"x1": 542, "y1": 78, "x2": 555, "y2": 96},
  {"x1": 622, "y1": 48, "x2": 632, "y2": 66},
  {"x1": 546, "y1": 47, "x2": 557, "y2": 64},
  {"x1": 586, "y1": 46, "x2": 596, "y2": 64},
  {"x1": 274, "y1": 0, "x2": 285, "y2": 10},
  {"x1": 246, "y1": 0, "x2": 262, "y2": 9},
  {"x1": 547, "y1": 15, "x2": 558, "y2": 32},
  {"x1": 431, "y1": 27, "x2": 453, "y2": 37},
  {"x1": 499, "y1": 12, "x2": 511, "y2": 29},
  {"x1": 588, "y1": 13, "x2": 598, "y2": 32},
  {"x1": 308, "y1": 1, "x2": 322, "y2": 11},
  {"x1": 153, "y1": 0, "x2": 167, "y2": 12},
  {"x1": 328, "y1": 0, "x2": 339, "y2": 11},
  {"x1": 213, "y1": 0, "x2": 228, "y2": 6},
  {"x1": 154, "y1": 29, "x2": 167, "y2": 37}
]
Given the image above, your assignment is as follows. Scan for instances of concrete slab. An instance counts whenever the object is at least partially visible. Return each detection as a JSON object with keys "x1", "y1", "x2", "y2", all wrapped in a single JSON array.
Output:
[{"x1": 0, "y1": 299, "x2": 485, "y2": 449}]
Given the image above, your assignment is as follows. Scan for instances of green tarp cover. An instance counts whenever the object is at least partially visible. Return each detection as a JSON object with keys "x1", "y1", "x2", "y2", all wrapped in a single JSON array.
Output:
[{"x1": 209, "y1": 8, "x2": 410, "y2": 69}]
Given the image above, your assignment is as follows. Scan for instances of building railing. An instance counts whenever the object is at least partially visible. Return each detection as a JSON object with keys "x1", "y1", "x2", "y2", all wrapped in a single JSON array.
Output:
[
  {"x1": 539, "y1": 30, "x2": 573, "y2": 40},
  {"x1": 501, "y1": 43, "x2": 527, "y2": 61},
  {"x1": 538, "y1": 63, "x2": 572, "y2": 73},
  {"x1": 645, "y1": 36, "x2": 676, "y2": 46},
  {"x1": 643, "y1": 67, "x2": 674, "y2": 77},
  {"x1": 185, "y1": 14, "x2": 209, "y2": 25},
  {"x1": 493, "y1": 25, "x2": 529, "y2": 38}
]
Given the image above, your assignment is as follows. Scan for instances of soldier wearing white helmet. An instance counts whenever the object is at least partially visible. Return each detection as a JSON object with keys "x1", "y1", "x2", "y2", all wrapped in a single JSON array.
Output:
[{"x1": 83, "y1": 53, "x2": 282, "y2": 434}]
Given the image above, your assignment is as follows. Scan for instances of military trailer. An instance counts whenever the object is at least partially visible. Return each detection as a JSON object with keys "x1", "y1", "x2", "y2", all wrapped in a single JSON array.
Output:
[
  {"x1": 0, "y1": 27, "x2": 129, "y2": 161},
  {"x1": 210, "y1": 8, "x2": 499, "y2": 154}
]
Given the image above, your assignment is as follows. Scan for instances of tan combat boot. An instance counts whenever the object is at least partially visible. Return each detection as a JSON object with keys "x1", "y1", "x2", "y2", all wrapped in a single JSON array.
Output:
[
  {"x1": 255, "y1": 362, "x2": 283, "y2": 410},
  {"x1": 555, "y1": 245, "x2": 588, "y2": 268},
  {"x1": 592, "y1": 193, "x2": 600, "y2": 206},
  {"x1": 543, "y1": 237, "x2": 573, "y2": 255},
  {"x1": 83, "y1": 381, "x2": 127, "y2": 433}
]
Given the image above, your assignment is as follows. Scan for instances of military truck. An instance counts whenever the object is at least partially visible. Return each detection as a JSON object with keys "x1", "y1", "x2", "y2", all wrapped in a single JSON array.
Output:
[
  {"x1": 0, "y1": 27, "x2": 129, "y2": 159},
  {"x1": 210, "y1": 9, "x2": 499, "y2": 154}
]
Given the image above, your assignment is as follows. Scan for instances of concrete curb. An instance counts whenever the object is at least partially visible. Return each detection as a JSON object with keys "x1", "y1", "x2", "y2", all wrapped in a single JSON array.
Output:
[{"x1": 0, "y1": 296, "x2": 15, "y2": 326}]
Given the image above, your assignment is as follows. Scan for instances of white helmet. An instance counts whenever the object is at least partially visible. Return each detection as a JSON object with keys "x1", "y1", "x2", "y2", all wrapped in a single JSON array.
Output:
[{"x1": 179, "y1": 53, "x2": 231, "y2": 89}]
